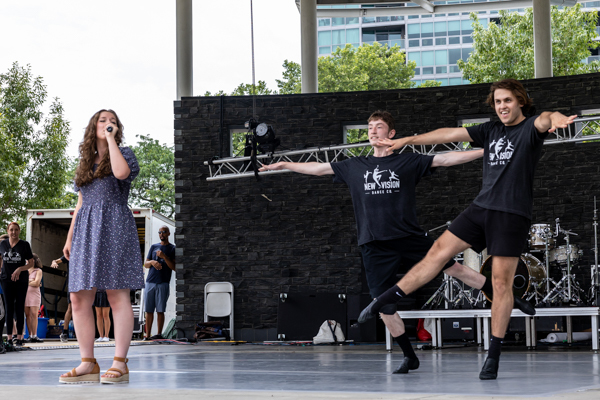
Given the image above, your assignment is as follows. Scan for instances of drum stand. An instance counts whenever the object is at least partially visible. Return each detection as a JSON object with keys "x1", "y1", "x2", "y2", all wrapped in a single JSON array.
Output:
[
  {"x1": 542, "y1": 220, "x2": 584, "y2": 305},
  {"x1": 422, "y1": 273, "x2": 480, "y2": 310},
  {"x1": 588, "y1": 196, "x2": 599, "y2": 306}
]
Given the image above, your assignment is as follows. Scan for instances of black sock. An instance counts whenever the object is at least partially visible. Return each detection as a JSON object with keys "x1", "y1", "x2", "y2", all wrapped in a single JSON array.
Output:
[
  {"x1": 395, "y1": 333, "x2": 417, "y2": 359},
  {"x1": 488, "y1": 335, "x2": 503, "y2": 360},
  {"x1": 481, "y1": 277, "x2": 493, "y2": 295}
]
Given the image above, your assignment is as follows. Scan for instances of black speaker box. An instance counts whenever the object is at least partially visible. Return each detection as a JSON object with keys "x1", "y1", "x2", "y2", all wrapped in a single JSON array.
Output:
[{"x1": 277, "y1": 293, "x2": 347, "y2": 341}]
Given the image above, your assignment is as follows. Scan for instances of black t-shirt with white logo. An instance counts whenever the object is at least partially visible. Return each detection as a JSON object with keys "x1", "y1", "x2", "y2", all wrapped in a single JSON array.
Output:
[
  {"x1": 467, "y1": 116, "x2": 545, "y2": 219},
  {"x1": 331, "y1": 153, "x2": 435, "y2": 246},
  {"x1": 0, "y1": 239, "x2": 34, "y2": 281}
]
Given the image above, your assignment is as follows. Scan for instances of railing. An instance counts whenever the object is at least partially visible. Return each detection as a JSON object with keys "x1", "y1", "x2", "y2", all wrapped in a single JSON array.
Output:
[{"x1": 203, "y1": 115, "x2": 600, "y2": 181}]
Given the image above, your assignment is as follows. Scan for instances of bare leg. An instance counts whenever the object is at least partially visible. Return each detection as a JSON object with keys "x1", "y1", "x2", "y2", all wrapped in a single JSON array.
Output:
[
  {"x1": 444, "y1": 262, "x2": 486, "y2": 289},
  {"x1": 64, "y1": 303, "x2": 72, "y2": 327},
  {"x1": 95, "y1": 307, "x2": 104, "y2": 339},
  {"x1": 380, "y1": 313, "x2": 405, "y2": 337},
  {"x1": 145, "y1": 312, "x2": 154, "y2": 338},
  {"x1": 61, "y1": 289, "x2": 96, "y2": 377},
  {"x1": 102, "y1": 307, "x2": 111, "y2": 338},
  {"x1": 399, "y1": 231, "x2": 470, "y2": 294},
  {"x1": 156, "y1": 312, "x2": 165, "y2": 335},
  {"x1": 104, "y1": 289, "x2": 133, "y2": 378},
  {"x1": 25, "y1": 306, "x2": 39, "y2": 338},
  {"x1": 490, "y1": 256, "x2": 519, "y2": 337}
]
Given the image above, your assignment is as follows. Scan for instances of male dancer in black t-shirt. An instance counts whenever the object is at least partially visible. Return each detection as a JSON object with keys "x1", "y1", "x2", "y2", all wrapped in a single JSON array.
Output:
[
  {"x1": 260, "y1": 110, "x2": 534, "y2": 374},
  {"x1": 358, "y1": 80, "x2": 576, "y2": 379}
]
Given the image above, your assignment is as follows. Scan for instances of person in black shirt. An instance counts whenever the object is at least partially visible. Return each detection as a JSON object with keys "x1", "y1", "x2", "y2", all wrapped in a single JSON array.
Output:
[
  {"x1": 0, "y1": 222, "x2": 34, "y2": 347},
  {"x1": 260, "y1": 110, "x2": 529, "y2": 374},
  {"x1": 359, "y1": 79, "x2": 576, "y2": 380}
]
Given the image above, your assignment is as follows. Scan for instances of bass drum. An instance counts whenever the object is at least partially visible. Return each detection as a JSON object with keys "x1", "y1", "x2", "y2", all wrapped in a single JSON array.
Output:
[{"x1": 479, "y1": 254, "x2": 545, "y2": 301}]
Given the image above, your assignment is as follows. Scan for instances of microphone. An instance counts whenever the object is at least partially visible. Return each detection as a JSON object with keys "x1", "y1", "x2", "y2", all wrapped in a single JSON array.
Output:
[{"x1": 107, "y1": 126, "x2": 113, "y2": 132}]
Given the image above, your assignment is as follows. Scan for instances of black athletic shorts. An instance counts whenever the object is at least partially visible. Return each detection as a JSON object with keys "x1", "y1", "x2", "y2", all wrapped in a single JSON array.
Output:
[
  {"x1": 360, "y1": 235, "x2": 456, "y2": 298},
  {"x1": 448, "y1": 203, "x2": 531, "y2": 257}
]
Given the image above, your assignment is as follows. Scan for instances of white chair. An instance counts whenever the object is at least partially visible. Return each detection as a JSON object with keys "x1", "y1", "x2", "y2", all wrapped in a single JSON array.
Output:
[{"x1": 204, "y1": 282, "x2": 234, "y2": 340}]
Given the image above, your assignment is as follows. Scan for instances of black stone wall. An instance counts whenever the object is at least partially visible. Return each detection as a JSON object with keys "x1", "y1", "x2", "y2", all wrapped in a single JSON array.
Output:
[{"x1": 174, "y1": 73, "x2": 600, "y2": 339}]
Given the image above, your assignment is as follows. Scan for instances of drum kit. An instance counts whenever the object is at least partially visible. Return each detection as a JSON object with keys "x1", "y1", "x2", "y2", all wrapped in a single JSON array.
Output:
[{"x1": 424, "y1": 198, "x2": 600, "y2": 310}]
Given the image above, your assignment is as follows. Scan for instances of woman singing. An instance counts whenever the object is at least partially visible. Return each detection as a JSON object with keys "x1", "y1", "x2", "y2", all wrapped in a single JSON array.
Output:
[
  {"x1": 59, "y1": 109, "x2": 143, "y2": 384},
  {"x1": 0, "y1": 222, "x2": 34, "y2": 347}
]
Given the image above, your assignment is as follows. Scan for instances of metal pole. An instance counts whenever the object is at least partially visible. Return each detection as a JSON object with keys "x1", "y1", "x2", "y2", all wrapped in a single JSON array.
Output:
[
  {"x1": 300, "y1": 0, "x2": 318, "y2": 93},
  {"x1": 176, "y1": 0, "x2": 193, "y2": 99},
  {"x1": 533, "y1": 0, "x2": 553, "y2": 78}
]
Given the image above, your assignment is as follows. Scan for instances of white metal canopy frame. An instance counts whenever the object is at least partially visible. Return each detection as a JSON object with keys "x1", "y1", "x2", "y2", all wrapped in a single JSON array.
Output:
[{"x1": 203, "y1": 115, "x2": 600, "y2": 181}]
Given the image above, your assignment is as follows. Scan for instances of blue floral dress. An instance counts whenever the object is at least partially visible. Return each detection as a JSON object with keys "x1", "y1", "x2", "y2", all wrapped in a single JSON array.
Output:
[{"x1": 69, "y1": 147, "x2": 144, "y2": 292}]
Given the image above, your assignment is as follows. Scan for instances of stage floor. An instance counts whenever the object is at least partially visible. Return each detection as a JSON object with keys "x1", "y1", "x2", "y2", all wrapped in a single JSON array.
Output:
[{"x1": 1, "y1": 340, "x2": 599, "y2": 399}]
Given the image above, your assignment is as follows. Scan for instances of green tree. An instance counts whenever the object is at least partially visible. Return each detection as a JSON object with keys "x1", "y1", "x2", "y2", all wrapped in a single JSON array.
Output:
[
  {"x1": 278, "y1": 43, "x2": 439, "y2": 94},
  {"x1": 319, "y1": 43, "x2": 416, "y2": 92},
  {"x1": 129, "y1": 135, "x2": 175, "y2": 219},
  {"x1": 276, "y1": 60, "x2": 302, "y2": 94},
  {"x1": 0, "y1": 62, "x2": 71, "y2": 228},
  {"x1": 277, "y1": 43, "x2": 441, "y2": 94},
  {"x1": 204, "y1": 80, "x2": 273, "y2": 97},
  {"x1": 458, "y1": 5, "x2": 600, "y2": 83}
]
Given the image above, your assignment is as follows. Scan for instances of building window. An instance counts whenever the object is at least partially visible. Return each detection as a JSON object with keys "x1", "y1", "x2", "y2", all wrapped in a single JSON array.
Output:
[
  {"x1": 448, "y1": 20, "x2": 460, "y2": 36},
  {"x1": 421, "y1": 22, "x2": 433, "y2": 38},
  {"x1": 435, "y1": 21, "x2": 447, "y2": 36},
  {"x1": 332, "y1": 17, "x2": 345, "y2": 26},
  {"x1": 408, "y1": 24, "x2": 420, "y2": 39},
  {"x1": 422, "y1": 38, "x2": 433, "y2": 46},
  {"x1": 448, "y1": 36, "x2": 461, "y2": 44},
  {"x1": 408, "y1": 52, "x2": 421, "y2": 67},
  {"x1": 436, "y1": 37, "x2": 447, "y2": 45},
  {"x1": 318, "y1": 18, "x2": 331, "y2": 27},
  {"x1": 332, "y1": 29, "x2": 346, "y2": 46},
  {"x1": 435, "y1": 49, "x2": 448, "y2": 65},
  {"x1": 318, "y1": 31, "x2": 332, "y2": 47}
]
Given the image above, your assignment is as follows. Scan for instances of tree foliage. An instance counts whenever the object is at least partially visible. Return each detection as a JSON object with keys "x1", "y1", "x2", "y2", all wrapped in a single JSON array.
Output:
[
  {"x1": 0, "y1": 62, "x2": 71, "y2": 227},
  {"x1": 277, "y1": 43, "x2": 440, "y2": 94},
  {"x1": 204, "y1": 80, "x2": 273, "y2": 96},
  {"x1": 458, "y1": 5, "x2": 600, "y2": 83},
  {"x1": 318, "y1": 43, "x2": 417, "y2": 92},
  {"x1": 129, "y1": 135, "x2": 175, "y2": 219}
]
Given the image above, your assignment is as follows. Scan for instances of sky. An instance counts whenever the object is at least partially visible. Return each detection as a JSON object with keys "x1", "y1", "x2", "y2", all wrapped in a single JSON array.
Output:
[{"x1": 0, "y1": 0, "x2": 301, "y2": 158}]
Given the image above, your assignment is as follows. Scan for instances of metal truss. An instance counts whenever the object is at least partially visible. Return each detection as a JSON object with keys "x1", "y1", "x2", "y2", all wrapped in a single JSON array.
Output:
[{"x1": 204, "y1": 116, "x2": 600, "y2": 182}]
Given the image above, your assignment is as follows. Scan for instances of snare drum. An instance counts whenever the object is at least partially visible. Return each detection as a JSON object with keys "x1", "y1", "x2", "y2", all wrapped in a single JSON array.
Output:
[
  {"x1": 480, "y1": 254, "x2": 545, "y2": 300},
  {"x1": 548, "y1": 245, "x2": 582, "y2": 264},
  {"x1": 529, "y1": 224, "x2": 555, "y2": 249}
]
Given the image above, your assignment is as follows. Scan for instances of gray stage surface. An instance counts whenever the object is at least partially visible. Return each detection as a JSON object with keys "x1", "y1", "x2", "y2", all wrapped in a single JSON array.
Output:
[{"x1": 0, "y1": 340, "x2": 599, "y2": 399}]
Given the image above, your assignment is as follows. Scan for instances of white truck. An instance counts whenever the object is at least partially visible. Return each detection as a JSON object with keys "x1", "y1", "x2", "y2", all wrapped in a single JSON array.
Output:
[{"x1": 25, "y1": 208, "x2": 176, "y2": 338}]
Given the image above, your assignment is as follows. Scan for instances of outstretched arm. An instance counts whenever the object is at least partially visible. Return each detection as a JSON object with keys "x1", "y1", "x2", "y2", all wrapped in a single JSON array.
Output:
[
  {"x1": 259, "y1": 161, "x2": 334, "y2": 176},
  {"x1": 431, "y1": 149, "x2": 484, "y2": 167},
  {"x1": 376, "y1": 127, "x2": 473, "y2": 154},
  {"x1": 534, "y1": 112, "x2": 577, "y2": 133}
]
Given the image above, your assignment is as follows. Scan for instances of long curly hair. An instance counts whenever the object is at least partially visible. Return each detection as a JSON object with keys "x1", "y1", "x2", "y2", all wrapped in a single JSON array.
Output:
[{"x1": 75, "y1": 109, "x2": 124, "y2": 187}]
